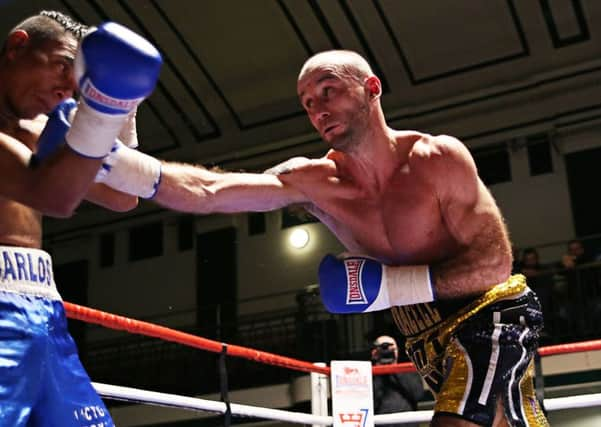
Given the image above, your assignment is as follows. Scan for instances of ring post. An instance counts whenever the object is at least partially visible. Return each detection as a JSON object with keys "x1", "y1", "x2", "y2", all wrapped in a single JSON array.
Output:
[
  {"x1": 311, "y1": 362, "x2": 329, "y2": 427},
  {"x1": 331, "y1": 360, "x2": 374, "y2": 427}
]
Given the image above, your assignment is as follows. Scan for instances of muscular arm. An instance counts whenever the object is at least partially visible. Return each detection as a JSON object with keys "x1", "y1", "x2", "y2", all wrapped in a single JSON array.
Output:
[
  {"x1": 85, "y1": 183, "x2": 139, "y2": 212},
  {"x1": 0, "y1": 132, "x2": 102, "y2": 217},
  {"x1": 152, "y1": 161, "x2": 309, "y2": 214},
  {"x1": 424, "y1": 136, "x2": 512, "y2": 298}
]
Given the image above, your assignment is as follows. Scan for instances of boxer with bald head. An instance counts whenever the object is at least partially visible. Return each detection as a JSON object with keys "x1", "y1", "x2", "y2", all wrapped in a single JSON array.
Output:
[
  {"x1": 96, "y1": 50, "x2": 548, "y2": 426},
  {"x1": 0, "y1": 10, "x2": 161, "y2": 425}
]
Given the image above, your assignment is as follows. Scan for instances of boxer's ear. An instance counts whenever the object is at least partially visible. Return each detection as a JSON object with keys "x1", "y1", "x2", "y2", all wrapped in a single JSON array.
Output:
[
  {"x1": 4, "y1": 30, "x2": 30, "y2": 60},
  {"x1": 365, "y1": 76, "x2": 381, "y2": 100}
]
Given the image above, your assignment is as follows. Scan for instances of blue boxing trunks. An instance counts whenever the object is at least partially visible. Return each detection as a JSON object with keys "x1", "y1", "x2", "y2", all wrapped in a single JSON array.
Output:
[
  {"x1": 0, "y1": 246, "x2": 113, "y2": 427},
  {"x1": 391, "y1": 275, "x2": 549, "y2": 426}
]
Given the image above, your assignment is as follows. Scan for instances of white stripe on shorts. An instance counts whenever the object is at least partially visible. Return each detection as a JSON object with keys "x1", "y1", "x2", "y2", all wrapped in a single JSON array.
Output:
[
  {"x1": 508, "y1": 329, "x2": 530, "y2": 423},
  {"x1": 478, "y1": 311, "x2": 502, "y2": 405}
]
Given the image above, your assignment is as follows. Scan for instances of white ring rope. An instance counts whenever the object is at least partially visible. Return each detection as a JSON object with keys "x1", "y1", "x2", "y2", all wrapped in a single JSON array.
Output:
[
  {"x1": 93, "y1": 382, "x2": 333, "y2": 425},
  {"x1": 374, "y1": 411, "x2": 433, "y2": 424},
  {"x1": 374, "y1": 393, "x2": 601, "y2": 424},
  {"x1": 544, "y1": 392, "x2": 601, "y2": 411},
  {"x1": 94, "y1": 382, "x2": 601, "y2": 425}
]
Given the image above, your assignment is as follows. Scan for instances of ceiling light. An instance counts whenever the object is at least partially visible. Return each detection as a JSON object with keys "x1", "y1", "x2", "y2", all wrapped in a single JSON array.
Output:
[{"x1": 289, "y1": 228, "x2": 310, "y2": 249}]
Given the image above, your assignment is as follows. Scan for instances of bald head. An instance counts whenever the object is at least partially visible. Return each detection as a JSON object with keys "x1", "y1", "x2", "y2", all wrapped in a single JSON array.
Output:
[
  {"x1": 372, "y1": 335, "x2": 399, "y2": 364},
  {"x1": 298, "y1": 50, "x2": 374, "y2": 84},
  {"x1": 374, "y1": 335, "x2": 397, "y2": 347}
]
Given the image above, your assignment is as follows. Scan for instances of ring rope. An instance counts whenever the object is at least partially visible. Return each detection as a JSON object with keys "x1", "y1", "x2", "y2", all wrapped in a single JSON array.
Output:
[
  {"x1": 64, "y1": 302, "x2": 328, "y2": 375},
  {"x1": 93, "y1": 382, "x2": 601, "y2": 425},
  {"x1": 93, "y1": 382, "x2": 333, "y2": 425},
  {"x1": 538, "y1": 339, "x2": 601, "y2": 357},
  {"x1": 64, "y1": 302, "x2": 601, "y2": 376}
]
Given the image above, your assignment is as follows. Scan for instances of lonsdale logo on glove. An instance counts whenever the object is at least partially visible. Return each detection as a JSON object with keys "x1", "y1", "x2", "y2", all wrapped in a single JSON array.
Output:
[
  {"x1": 344, "y1": 259, "x2": 368, "y2": 304},
  {"x1": 80, "y1": 80, "x2": 142, "y2": 112}
]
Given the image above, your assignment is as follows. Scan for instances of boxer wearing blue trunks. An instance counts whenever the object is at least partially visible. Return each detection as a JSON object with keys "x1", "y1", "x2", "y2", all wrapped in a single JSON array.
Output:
[
  {"x1": 0, "y1": 10, "x2": 161, "y2": 425},
  {"x1": 0, "y1": 246, "x2": 113, "y2": 426}
]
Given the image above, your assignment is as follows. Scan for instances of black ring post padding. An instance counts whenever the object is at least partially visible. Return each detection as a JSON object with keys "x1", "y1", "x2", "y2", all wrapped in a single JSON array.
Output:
[{"x1": 219, "y1": 343, "x2": 231, "y2": 427}]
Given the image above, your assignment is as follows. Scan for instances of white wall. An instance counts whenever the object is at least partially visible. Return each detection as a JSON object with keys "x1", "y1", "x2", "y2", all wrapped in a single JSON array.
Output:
[
  {"x1": 236, "y1": 211, "x2": 343, "y2": 315},
  {"x1": 491, "y1": 125, "x2": 601, "y2": 263},
  {"x1": 490, "y1": 136, "x2": 573, "y2": 263}
]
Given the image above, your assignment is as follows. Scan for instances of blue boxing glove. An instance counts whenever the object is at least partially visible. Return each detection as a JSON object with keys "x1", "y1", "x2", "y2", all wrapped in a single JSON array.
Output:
[
  {"x1": 29, "y1": 98, "x2": 77, "y2": 167},
  {"x1": 318, "y1": 253, "x2": 435, "y2": 313},
  {"x1": 76, "y1": 23, "x2": 161, "y2": 115},
  {"x1": 66, "y1": 22, "x2": 162, "y2": 159}
]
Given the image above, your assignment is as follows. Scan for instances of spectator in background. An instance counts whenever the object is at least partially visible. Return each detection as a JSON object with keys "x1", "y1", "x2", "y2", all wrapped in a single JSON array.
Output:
[
  {"x1": 561, "y1": 239, "x2": 593, "y2": 269},
  {"x1": 557, "y1": 239, "x2": 598, "y2": 332},
  {"x1": 520, "y1": 248, "x2": 553, "y2": 318},
  {"x1": 371, "y1": 335, "x2": 424, "y2": 427},
  {"x1": 520, "y1": 247, "x2": 547, "y2": 281}
]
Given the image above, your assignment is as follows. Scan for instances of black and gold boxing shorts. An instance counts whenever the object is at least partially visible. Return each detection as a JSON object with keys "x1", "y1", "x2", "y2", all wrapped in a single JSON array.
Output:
[{"x1": 391, "y1": 275, "x2": 549, "y2": 426}]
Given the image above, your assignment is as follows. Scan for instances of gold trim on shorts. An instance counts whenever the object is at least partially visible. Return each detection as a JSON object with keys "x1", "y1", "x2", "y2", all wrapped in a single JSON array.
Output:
[
  {"x1": 399, "y1": 275, "x2": 528, "y2": 395},
  {"x1": 394, "y1": 275, "x2": 549, "y2": 426}
]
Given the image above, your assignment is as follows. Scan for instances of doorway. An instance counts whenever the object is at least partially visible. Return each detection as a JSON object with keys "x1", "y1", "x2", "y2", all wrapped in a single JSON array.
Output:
[{"x1": 196, "y1": 227, "x2": 238, "y2": 341}]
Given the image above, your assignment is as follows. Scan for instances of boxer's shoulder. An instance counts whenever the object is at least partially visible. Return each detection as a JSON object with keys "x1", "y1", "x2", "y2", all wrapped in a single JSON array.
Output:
[
  {"x1": 407, "y1": 133, "x2": 465, "y2": 161},
  {"x1": 264, "y1": 156, "x2": 332, "y2": 176}
]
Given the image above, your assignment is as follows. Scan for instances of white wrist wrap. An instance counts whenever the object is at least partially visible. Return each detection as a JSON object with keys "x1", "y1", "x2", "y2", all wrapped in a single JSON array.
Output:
[
  {"x1": 66, "y1": 99, "x2": 128, "y2": 158},
  {"x1": 118, "y1": 110, "x2": 139, "y2": 148},
  {"x1": 370, "y1": 265, "x2": 434, "y2": 310},
  {"x1": 95, "y1": 142, "x2": 162, "y2": 199}
]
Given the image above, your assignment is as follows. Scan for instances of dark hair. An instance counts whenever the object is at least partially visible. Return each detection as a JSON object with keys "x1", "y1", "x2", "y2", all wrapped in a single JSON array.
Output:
[{"x1": 2, "y1": 10, "x2": 88, "y2": 54}]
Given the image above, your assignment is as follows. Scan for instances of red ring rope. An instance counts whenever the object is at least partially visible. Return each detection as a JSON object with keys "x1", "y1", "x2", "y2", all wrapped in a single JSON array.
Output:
[
  {"x1": 64, "y1": 302, "x2": 329, "y2": 375},
  {"x1": 538, "y1": 339, "x2": 601, "y2": 357},
  {"x1": 64, "y1": 302, "x2": 601, "y2": 376}
]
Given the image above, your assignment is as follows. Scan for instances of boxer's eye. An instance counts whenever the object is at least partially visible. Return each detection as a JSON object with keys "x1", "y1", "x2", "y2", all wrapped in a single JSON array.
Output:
[{"x1": 52, "y1": 56, "x2": 72, "y2": 73}]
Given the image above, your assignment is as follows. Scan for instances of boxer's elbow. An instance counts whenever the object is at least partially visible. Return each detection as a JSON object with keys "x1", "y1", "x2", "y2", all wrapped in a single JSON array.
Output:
[
  {"x1": 42, "y1": 198, "x2": 79, "y2": 218},
  {"x1": 101, "y1": 193, "x2": 139, "y2": 212},
  {"x1": 113, "y1": 195, "x2": 139, "y2": 212},
  {"x1": 85, "y1": 184, "x2": 139, "y2": 212},
  {"x1": 51, "y1": 208, "x2": 76, "y2": 218},
  {"x1": 103, "y1": 196, "x2": 139, "y2": 212}
]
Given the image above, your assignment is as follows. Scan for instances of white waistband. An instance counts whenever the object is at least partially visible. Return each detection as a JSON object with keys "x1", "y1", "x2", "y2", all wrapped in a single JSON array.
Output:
[{"x1": 0, "y1": 246, "x2": 61, "y2": 300}]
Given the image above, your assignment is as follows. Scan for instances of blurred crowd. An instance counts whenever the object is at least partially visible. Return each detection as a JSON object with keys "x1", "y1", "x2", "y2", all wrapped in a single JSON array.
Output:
[{"x1": 513, "y1": 239, "x2": 601, "y2": 338}]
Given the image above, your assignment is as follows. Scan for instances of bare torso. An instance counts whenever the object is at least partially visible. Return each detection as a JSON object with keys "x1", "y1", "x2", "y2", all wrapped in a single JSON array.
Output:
[
  {"x1": 0, "y1": 116, "x2": 46, "y2": 248},
  {"x1": 306, "y1": 161, "x2": 458, "y2": 265},
  {"x1": 280, "y1": 131, "x2": 512, "y2": 298}
]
